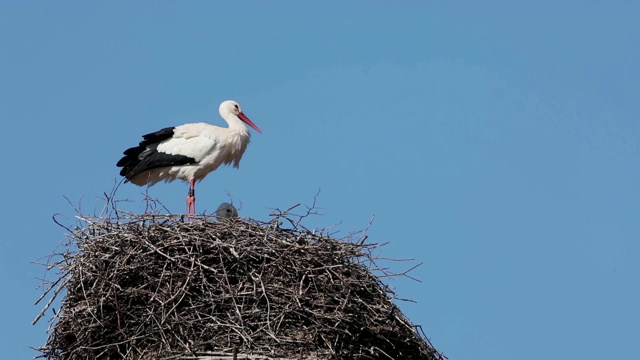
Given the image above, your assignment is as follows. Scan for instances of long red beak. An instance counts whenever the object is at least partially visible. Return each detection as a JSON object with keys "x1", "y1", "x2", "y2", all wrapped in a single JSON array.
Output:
[{"x1": 238, "y1": 112, "x2": 262, "y2": 134}]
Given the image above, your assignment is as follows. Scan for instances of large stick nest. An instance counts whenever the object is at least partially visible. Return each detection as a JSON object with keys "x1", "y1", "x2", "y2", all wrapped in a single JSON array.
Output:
[{"x1": 34, "y1": 206, "x2": 445, "y2": 360}]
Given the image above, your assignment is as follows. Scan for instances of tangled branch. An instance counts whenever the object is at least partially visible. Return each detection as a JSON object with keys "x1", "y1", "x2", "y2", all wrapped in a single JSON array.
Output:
[{"x1": 34, "y1": 208, "x2": 445, "y2": 360}]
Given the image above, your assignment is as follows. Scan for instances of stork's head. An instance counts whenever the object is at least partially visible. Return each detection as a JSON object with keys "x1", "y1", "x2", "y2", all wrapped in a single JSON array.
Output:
[
  {"x1": 219, "y1": 100, "x2": 262, "y2": 134},
  {"x1": 215, "y1": 202, "x2": 238, "y2": 221},
  {"x1": 220, "y1": 100, "x2": 242, "y2": 116}
]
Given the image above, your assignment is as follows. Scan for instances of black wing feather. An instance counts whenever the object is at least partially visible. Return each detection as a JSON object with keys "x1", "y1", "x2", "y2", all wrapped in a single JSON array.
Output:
[{"x1": 116, "y1": 127, "x2": 196, "y2": 182}]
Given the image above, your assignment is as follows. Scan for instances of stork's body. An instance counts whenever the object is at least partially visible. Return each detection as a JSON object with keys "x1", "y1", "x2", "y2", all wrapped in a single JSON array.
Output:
[{"x1": 116, "y1": 100, "x2": 262, "y2": 216}]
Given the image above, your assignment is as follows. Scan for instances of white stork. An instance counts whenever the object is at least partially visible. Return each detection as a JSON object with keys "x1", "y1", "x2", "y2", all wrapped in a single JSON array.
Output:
[{"x1": 116, "y1": 100, "x2": 262, "y2": 216}]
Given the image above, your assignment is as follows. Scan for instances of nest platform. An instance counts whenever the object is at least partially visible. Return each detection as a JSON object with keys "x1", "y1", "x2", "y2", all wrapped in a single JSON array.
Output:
[{"x1": 34, "y1": 210, "x2": 445, "y2": 360}]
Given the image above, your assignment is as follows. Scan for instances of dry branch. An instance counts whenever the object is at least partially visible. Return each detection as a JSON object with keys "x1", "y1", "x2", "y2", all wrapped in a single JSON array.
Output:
[{"x1": 34, "y1": 210, "x2": 445, "y2": 360}]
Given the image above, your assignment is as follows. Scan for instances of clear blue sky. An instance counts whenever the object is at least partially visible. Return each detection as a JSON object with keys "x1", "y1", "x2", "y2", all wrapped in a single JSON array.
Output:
[{"x1": 1, "y1": 2, "x2": 639, "y2": 359}]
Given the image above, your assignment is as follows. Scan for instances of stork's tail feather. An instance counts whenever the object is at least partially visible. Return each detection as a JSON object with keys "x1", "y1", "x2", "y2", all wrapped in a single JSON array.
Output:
[
  {"x1": 116, "y1": 126, "x2": 197, "y2": 184},
  {"x1": 117, "y1": 127, "x2": 176, "y2": 180}
]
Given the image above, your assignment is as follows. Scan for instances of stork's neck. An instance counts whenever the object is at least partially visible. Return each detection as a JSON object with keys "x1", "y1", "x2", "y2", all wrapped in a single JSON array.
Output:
[{"x1": 222, "y1": 112, "x2": 250, "y2": 135}]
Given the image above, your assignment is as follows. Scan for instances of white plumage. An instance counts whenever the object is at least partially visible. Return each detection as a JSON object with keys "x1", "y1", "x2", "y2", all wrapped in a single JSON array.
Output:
[{"x1": 117, "y1": 100, "x2": 262, "y2": 216}]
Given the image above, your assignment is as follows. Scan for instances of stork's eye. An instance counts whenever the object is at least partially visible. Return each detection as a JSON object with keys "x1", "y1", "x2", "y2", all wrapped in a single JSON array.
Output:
[{"x1": 234, "y1": 104, "x2": 239, "y2": 110}]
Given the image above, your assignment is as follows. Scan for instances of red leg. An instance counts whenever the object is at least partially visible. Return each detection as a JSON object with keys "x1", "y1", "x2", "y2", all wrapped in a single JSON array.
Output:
[{"x1": 187, "y1": 179, "x2": 196, "y2": 220}]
